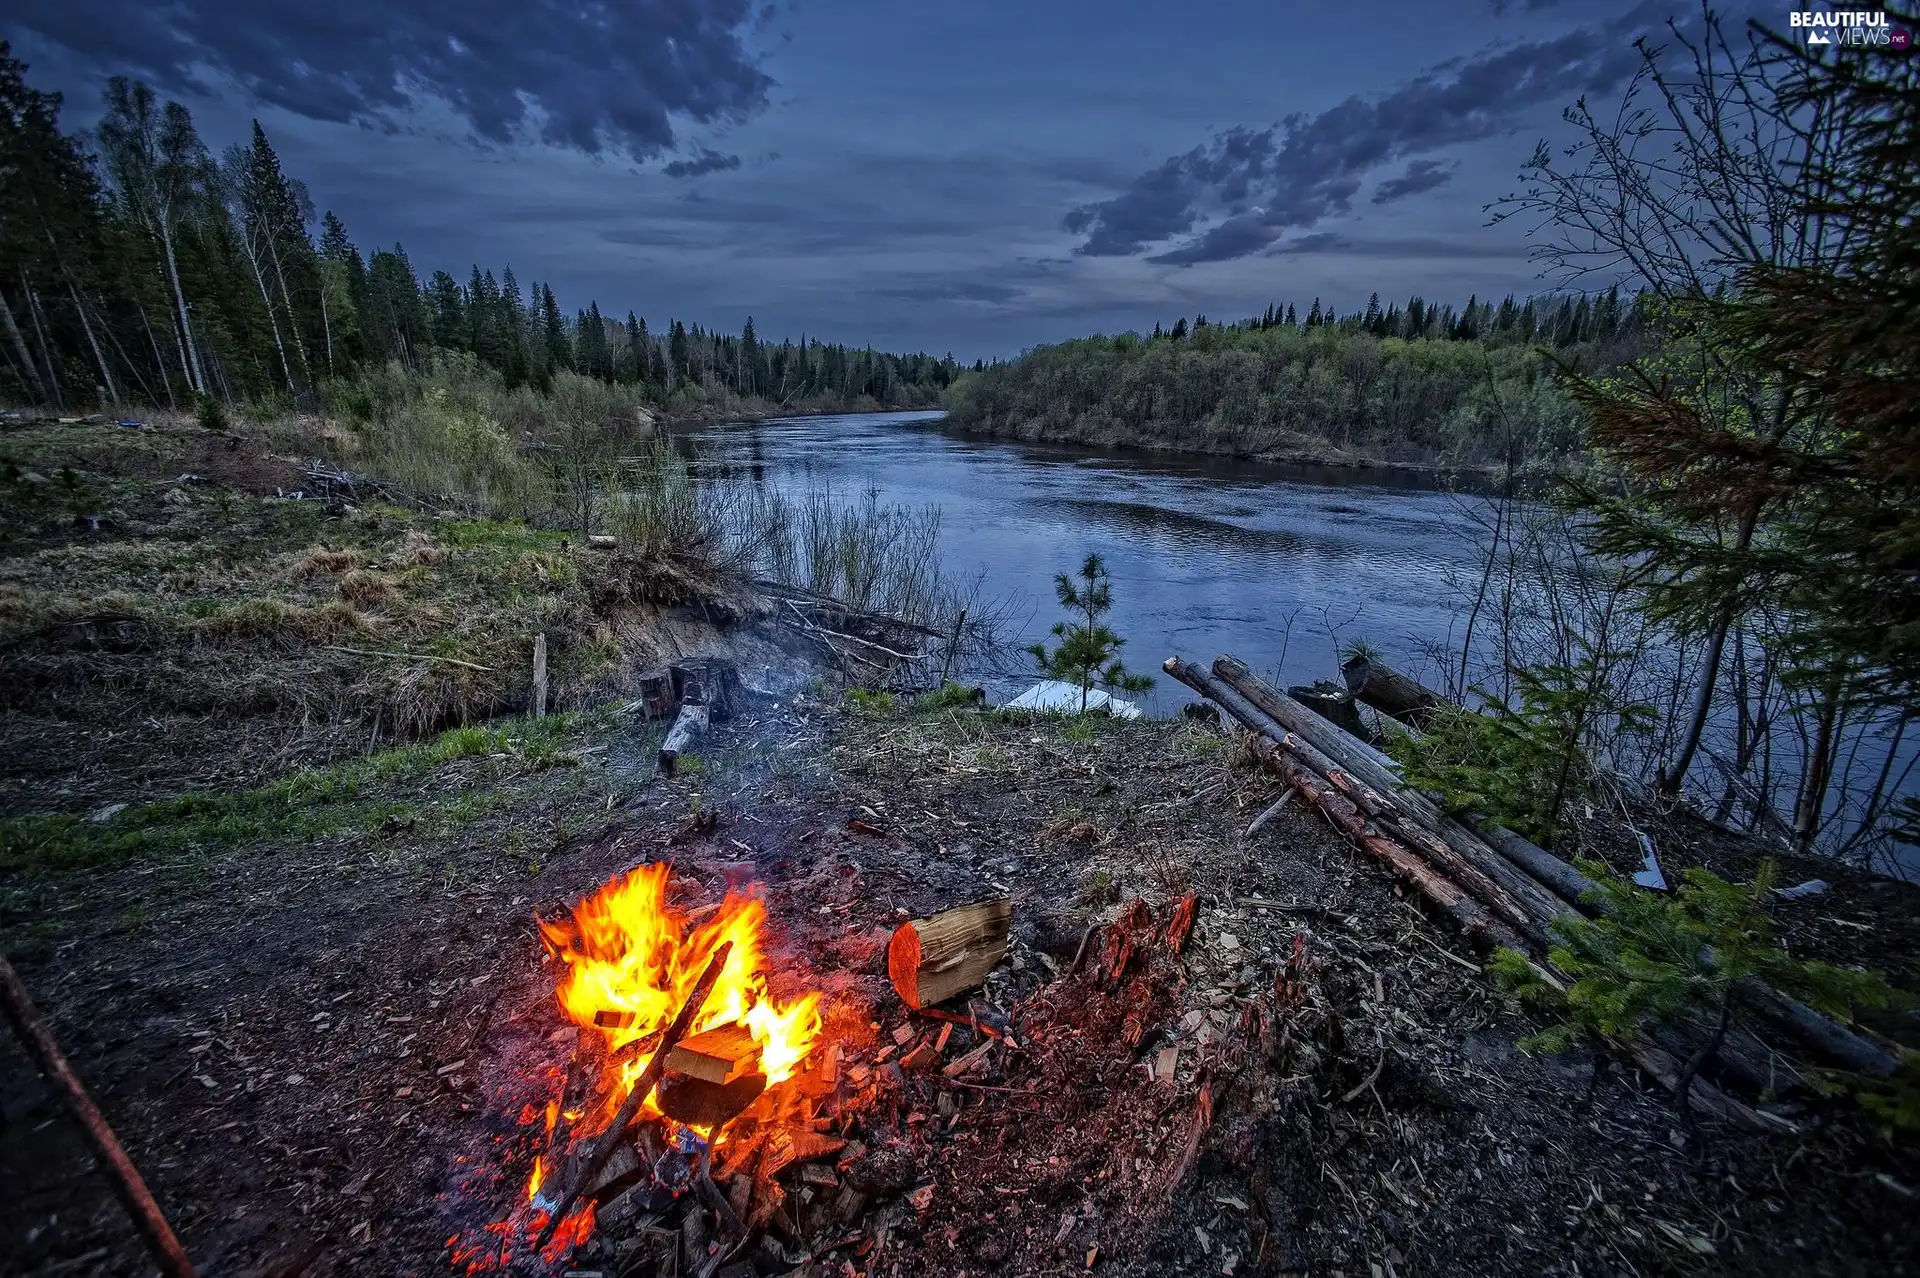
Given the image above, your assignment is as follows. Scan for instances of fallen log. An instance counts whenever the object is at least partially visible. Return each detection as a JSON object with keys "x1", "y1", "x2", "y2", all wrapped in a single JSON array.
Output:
[
  {"x1": 1242, "y1": 733, "x2": 1528, "y2": 954},
  {"x1": 1340, "y1": 652, "x2": 1451, "y2": 728},
  {"x1": 1176, "y1": 657, "x2": 1566, "y2": 941},
  {"x1": 1210, "y1": 656, "x2": 1578, "y2": 932},
  {"x1": 889, "y1": 898, "x2": 1012, "y2": 1009},
  {"x1": 0, "y1": 956, "x2": 197, "y2": 1278},
  {"x1": 659, "y1": 702, "x2": 710, "y2": 777}
]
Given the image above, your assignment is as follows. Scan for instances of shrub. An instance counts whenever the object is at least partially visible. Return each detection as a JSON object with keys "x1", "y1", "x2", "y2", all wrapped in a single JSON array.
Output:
[{"x1": 1490, "y1": 859, "x2": 1899, "y2": 1127}]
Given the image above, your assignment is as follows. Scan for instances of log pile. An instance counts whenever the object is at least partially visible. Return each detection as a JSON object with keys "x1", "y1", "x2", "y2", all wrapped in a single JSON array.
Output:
[{"x1": 1167, "y1": 651, "x2": 1896, "y2": 1133}]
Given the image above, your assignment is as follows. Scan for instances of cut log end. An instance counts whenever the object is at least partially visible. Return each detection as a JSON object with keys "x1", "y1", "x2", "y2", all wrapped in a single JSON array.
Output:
[{"x1": 889, "y1": 897, "x2": 1012, "y2": 1010}]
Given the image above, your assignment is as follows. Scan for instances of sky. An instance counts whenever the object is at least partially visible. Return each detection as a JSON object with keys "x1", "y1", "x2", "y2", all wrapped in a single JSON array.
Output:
[{"x1": 3, "y1": 0, "x2": 1759, "y2": 360}]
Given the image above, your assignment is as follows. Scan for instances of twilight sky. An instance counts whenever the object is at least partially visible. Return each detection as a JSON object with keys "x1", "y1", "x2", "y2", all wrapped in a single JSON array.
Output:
[{"x1": 3, "y1": 0, "x2": 1749, "y2": 359}]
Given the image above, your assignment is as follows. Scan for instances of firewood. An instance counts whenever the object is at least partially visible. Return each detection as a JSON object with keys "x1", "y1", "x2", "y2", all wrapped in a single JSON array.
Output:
[
  {"x1": 658, "y1": 1072, "x2": 770, "y2": 1130},
  {"x1": 538, "y1": 941, "x2": 733, "y2": 1250},
  {"x1": 588, "y1": 1142, "x2": 645, "y2": 1202},
  {"x1": 888, "y1": 897, "x2": 1012, "y2": 1010},
  {"x1": 665, "y1": 1022, "x2": 763, "y2": 1085},
  {"x1": 900, "y1": 1040, "x2": 939, "y2": 1070},
  {"x1": 942, "y1": 1042, "x2": 994, "y2": 1078}
]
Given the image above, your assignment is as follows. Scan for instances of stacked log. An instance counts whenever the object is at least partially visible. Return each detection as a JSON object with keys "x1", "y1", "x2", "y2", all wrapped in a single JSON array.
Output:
[{"x1": 1168, "y1": 651, "x2": 1896, "y2": 1132}]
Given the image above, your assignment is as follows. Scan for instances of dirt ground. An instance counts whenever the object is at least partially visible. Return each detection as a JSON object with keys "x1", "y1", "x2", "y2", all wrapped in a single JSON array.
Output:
[{"x1": 2, "y1": 691, "x2": 1916, "y2": 1278}]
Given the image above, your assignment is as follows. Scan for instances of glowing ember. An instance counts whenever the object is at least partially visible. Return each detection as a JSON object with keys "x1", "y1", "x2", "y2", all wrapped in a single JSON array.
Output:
[{"x1": 538, "y1": 862, "x2": 824, "y2": 1133}]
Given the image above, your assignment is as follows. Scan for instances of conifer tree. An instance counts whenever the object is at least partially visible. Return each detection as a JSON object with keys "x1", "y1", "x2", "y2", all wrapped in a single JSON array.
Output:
[{"x1": 1028, "y1": 553, "x2": 1154, "y2": 714}]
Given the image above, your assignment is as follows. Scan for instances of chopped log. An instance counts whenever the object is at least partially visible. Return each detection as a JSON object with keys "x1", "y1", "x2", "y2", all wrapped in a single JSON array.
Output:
[
  {"x1": 665, "y1": 1023, "x2": 763, "y2": 1085},
  {"x1": 1341, "y1": 652, "x2": 1450, "y2": 728},
  {"x1": 659, "y1": 702, "x2": 710, "y2": 777},
  {"x1": 0, "y1": 956, "x2": 196, "y2": 1278},
  {"x1": 538, "y1": 940, "x2": 733, "y2": 1249},
  {"x1": 588, "y1": 1142, "x2": 646, "y2": 1202},
  {"x1": 888, "y1": 897, "x2": 1012, "y2": 1010},
  {"x1": 900, "y1": 1041, "x2": 940, "y2": 1070},
  {"x1": 1287, "y1": 680, "x2": 1370, "y2": 740},
  {"x1": 658, "y1": 1071, "x2": 769, "y2": 1130},
  {"x1": 587, "y1": 533, "x2": 617, "y2": 550}
]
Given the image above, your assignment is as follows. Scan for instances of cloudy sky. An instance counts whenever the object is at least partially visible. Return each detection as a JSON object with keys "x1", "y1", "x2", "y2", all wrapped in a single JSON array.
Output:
[{"x1": 4, "y1": 0, "x2": 1741, "y2": 359}]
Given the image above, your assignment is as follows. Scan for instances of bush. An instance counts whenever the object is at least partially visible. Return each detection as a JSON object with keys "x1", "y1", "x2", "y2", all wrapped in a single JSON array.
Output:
[
  {"x1": 197, "y1": 394, "x2": 229, "y2": 433},
  {"x1": 1490, "y1": 859, "x2": 1899, "y2": 1125}
]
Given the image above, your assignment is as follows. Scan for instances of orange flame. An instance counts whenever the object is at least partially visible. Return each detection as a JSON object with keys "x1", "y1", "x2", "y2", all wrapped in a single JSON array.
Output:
[{"x1": 538, "y1": 863, "x2": 823, "y2": 1125}]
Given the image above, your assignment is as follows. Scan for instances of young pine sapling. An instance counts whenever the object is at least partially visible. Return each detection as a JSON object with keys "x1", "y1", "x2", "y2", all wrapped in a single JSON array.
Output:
[{"x1": 1029, "y1": 552, "x2": 1152, "y2": 714}]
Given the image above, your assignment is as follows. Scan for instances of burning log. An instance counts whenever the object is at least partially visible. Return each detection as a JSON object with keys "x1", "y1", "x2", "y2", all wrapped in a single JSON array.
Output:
[
  {"x1": 666, "y1": 1022, "x2": 763, "y2": 1084},
  {"x1": 888, "y1": 897, "x2": 1012, "y2": 1010},
  {"x1": 538, "y1": 940, "x2": 735, "y2": 1250},
  {"x1": 659, "y1": 1071, "x2": 771, "y2": 1129},
  {"x1": 659, "y1": 702, "x2": 710, "y2": 777}
]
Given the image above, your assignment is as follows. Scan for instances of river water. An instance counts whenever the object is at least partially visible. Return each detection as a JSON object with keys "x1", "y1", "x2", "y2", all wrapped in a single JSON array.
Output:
[{"x1": 680, "y1": 409, "x2": 1487, "y2": 712}]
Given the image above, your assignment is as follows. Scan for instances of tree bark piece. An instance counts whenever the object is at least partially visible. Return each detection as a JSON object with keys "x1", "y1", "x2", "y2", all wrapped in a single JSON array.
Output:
[
  {"x1": 0, "y1": 956, "x2": 196, "y2": 1277},
  {"x1": 665, "y1": 1022, "x2": 763, "y2": 1085},
  {"x1": 659, "y1": 703, "x2": 710, "y2": 777},
  {"x1": 889, "y1": 898, "x2": 1012, "y2": 1010}
]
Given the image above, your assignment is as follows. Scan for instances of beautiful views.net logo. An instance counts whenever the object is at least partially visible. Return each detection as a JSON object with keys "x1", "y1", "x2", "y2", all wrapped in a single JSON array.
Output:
[{"x1": 1787, "y1": 10, "x2": 1912, "y2": 48}]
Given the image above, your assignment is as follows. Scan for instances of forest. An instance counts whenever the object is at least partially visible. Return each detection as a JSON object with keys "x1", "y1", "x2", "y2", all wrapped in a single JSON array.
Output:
[
  {"x1": 941, "y1": 292, "x2": 1640, "y2": 470},
  {"x1": 0, "y1": 47, "x2": 960, "y2": 420}
]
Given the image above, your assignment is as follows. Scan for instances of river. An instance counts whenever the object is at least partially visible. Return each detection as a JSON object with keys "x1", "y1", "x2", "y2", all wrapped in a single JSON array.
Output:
[{"x1": 680, "y1": 409, "x2": 1487, "y2": 712}]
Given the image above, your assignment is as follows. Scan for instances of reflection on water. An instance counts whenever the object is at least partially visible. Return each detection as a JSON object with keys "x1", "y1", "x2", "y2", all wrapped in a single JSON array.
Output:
[{"x1": 678, "y1": 410, "x2": 1487, "y2": 713}]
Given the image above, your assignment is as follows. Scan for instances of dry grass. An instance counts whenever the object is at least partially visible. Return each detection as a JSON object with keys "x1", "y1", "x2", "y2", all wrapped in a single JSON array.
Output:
[{"x1": 293, "y1": 546, "x2": 362, "y2": 576}]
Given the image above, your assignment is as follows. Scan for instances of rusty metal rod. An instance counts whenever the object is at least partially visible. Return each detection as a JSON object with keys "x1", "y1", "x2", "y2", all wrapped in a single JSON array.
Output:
[{"x1": 0, "y1": 953, "x2": 196, "y2": 1277}]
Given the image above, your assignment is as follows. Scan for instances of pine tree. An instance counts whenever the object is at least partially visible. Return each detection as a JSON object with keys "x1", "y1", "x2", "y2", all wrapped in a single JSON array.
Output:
[
  {"x1": 1169, "y1": 317, "x2": 1188, "y2": 341},
  {"x1": 540, "y1": 284, "x2": 569, "y2": 372},
  {"x1": 1028, "y1": 553, "x2": 1154, "y2": 714}
]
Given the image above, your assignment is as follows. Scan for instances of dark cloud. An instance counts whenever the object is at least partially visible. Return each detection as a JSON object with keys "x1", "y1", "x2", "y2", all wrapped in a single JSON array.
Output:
[
  {"x1": 663, "y1": 147, "x2": 743, "y2": 179},
  {"x1": 878, "y1": 280, "x2": 1021, "y2": 305},
  {"x1": 1066, "y1": 2, "x2": 1658, "y2": 264},
  {"x1": 1268, "y1": 232, "x2": 1349, "y2": 256},
  {"x1": 5, "y1": 0, "x2": 773, "y2": 158},
  {"x1": 1371, "y1": 159, "x2": 1457, "y2": 204}
]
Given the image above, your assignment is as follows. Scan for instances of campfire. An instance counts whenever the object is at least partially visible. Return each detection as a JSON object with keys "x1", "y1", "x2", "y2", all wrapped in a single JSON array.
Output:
[{"x1": 453, "y1": 863, "x2": 828, "y2": 1272}]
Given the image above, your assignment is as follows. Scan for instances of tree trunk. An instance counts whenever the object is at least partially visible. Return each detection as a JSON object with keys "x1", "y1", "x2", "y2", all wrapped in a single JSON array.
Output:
[
  {"x1": 1791, "y1": 673, "x2": 1845, "y2": 855},
  {"x1": 21, "y1": 274, "x2": 64, "y2": 411},
  {"x1": 158, "y1": 220, "x2": 205, "y2": 395},
  {"x1": 66, "y1": 282, "x2": 120, "y2": 407},
  {"x1": 266, "y1": 240, "x2": 311, "y2": 383},
  {"x1": 244, "y1": 243, "x2": 297, "y2": 395},
  {"x1": 0, "y1": 285, "x2": 50, "y2": 403},
  {"x1": 136, "y1": 301, "x2": 178, "y2": 409},
  {"x1": 1660, "y1": 502, "x2": 1761, "y2": 796}
]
